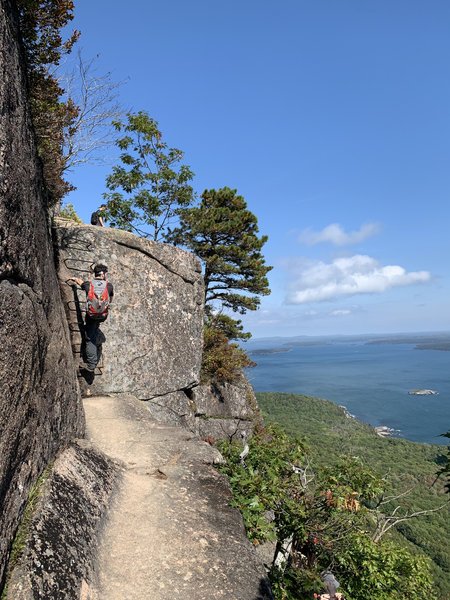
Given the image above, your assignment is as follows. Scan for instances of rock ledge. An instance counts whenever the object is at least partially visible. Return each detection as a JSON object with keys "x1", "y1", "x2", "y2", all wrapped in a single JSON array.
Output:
[{"x1": 5, "y1": 440, "x2": 121, "y2": 600}]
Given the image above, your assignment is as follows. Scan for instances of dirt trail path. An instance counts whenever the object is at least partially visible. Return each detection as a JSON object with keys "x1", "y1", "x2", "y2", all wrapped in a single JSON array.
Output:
[{"x1": 83, "y1": 395, "x2": 272, "y2": 600}]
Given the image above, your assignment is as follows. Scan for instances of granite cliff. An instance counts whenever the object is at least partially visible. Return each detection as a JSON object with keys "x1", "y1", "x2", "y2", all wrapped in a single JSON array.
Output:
[
  {"x1": 0, "y1": 0, "x2": 84, "y2": 587},
  {"x1": 53, "y1": 219, "x2": 204, "y2": 400}
]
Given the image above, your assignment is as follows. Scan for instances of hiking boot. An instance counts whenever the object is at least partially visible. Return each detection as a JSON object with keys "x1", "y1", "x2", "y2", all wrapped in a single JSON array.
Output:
[{"x1": 78, "y1": 367, "x2": 95, "y2": 385}]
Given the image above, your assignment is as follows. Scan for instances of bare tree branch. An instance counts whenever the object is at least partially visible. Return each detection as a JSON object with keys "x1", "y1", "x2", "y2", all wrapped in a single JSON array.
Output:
[
  {"x1": 372, "y1": 498, "x2": 449, "y2": 543},
  {"x1": 58, "y1": 51, "x2": 127, "y2": 171}
]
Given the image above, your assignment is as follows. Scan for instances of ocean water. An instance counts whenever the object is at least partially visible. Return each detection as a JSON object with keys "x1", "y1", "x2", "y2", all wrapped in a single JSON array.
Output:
[{"x1": 245, "y1": 338, "x2": 450, "y2": 445}]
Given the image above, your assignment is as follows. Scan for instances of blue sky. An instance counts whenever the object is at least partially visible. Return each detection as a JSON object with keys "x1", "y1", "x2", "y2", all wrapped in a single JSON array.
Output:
[{"x1": 65, "y1": 0, "x2": 450, "y2": 339}]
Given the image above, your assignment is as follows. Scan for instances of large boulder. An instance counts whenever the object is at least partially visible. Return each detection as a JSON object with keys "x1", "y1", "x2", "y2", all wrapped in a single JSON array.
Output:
[
  {"x1": 5, "y1": 440, "x2": 121, "y2": 600},
  {"x1": 0, "y1": 0, "x2": 84, "y2": 586},
  {"x1": 191, "y1": 376, "x2": 263, "y2": 441},
  {"x1": 53, "y1": 219, "x2": 204, "y2": 398},
  {"x1": 144, "y1": 375, "x2": 263, "y2": 441}
]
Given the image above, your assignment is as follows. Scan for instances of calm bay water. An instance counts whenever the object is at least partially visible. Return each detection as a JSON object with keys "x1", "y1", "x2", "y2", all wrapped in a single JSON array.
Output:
[{"x1": 245, "y1": 338, "x2": 450, "y2": 445}]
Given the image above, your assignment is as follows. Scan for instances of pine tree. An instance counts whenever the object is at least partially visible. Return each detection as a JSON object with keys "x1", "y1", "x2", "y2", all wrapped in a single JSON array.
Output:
[{"x1": 170, "y1": 186, "x2": 272, "y2": 322}]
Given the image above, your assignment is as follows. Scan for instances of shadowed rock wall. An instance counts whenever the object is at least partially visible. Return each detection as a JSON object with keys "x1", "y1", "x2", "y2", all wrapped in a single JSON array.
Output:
[
  {"x1": 146, "y1": 377, "x2": 263, "y2": 441},
  {"x1": 5, "y1": 440, "x2": 121, "y2": 600},
  {"x1": 0, "y1": 0, "x2": 84, "y2": 586},
  {"x1": 192, "y1": 376, "x2": 263, "y2": 440},
  {"x1": 53, "y1": 219, "x2": 204, "y2": 399}
]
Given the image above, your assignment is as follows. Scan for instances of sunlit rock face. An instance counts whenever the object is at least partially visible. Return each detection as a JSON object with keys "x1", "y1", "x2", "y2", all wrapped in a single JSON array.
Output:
[
  {"x1": 0, "y1": 0, "x2": 84, "y2": 584},
  {"x1": 53, "y1": 219, "x2": 204, "y2": 399}
]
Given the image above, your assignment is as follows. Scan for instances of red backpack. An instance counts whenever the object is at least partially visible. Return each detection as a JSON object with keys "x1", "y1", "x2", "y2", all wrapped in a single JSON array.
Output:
[{"x1": 86, "y1": 280, "x2": 110, "y2": 320}]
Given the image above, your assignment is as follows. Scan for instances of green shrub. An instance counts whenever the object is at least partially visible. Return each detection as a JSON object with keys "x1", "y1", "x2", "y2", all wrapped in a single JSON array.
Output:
[
  {"x1": 1, "y1": 464, "x2": 53, "y2": 598},
  {"x1": 200, "y1": 323, "x2": 255, "y2": 384},
  {"x1": 256, "y1": 392, "x2": 450, "y2": 597},
  {"x1": 216, "y1": 422, "x2": 438, "y2": 600},
  {"x1": 59, "y1": 203, "x2": 83, "y2": 223}
]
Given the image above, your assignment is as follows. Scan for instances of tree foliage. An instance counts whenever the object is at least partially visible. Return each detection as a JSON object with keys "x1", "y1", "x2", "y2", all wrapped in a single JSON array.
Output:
[
  {"x1": 256, "y1": 391, "x2": 450, "y2": 597},
  {"x1": 169, "y1": 186, "x2": 271, "y2": 382},
  {"x1": 436, "y1": 431, "x2": 450, "y2": 493},
  {"x1": 200, "y1": 315, "x2": 255, "y2": 384},
  {"x1": 218, "y1": 425, "x2": 437, "y2": 600},
  {"x1": 103, "y1": 111, "x2": 195, "y2": 241},
  {"x1": 17, "y1": 0, "x2": 80, "y2": 205},
  {"x1": 59, "y1": 202, "x2": 82, "y2": 222},
  {"x1": 169, "y1": 187, "x2": 272, "y2": 318}
]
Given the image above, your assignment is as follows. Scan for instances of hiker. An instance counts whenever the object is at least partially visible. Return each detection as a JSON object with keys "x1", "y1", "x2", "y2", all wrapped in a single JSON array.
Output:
[
  {"x1": 91, "y1": 204, "x2": 107, "y2": 227},
  {"x1": 69, "y1": 264, "x2": 114, "y2": 373}
]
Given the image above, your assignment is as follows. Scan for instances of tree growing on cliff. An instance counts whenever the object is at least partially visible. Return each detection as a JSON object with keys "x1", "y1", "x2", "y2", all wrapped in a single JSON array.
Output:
[
  {"x1": 17, "y1": 0, "x2": 80, "y2": 205},
  {"x1": 59, "y1": 202, "x2": 82, "y2": 222},
  {"x1": 169, "y1": 186, "x2": 272, "y2": 323},
  {"x1": 103, "y1": 111, "x2": 195, "y2": 241},
  {"x1": 168, "y1": 186, "x2": 272, "y2": 381},
  {"x1": 201, "y1": 320, "x2": 255, "y2": 383}
]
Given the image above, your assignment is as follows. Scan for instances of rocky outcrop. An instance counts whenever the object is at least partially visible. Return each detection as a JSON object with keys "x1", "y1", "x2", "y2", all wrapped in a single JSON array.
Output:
[
  {"x1": 0, "y1": 0, "x2": 84, "y2": 586},
  {"x1": 53, "y1": 219, "x2": 204, "y2": 398},
  {"x1": 53, "y1": 219, "x2": 262, "y2": 443},
  {"x1": 5, "y1": 440, "x2": 121, "y2": 599},
  {"x1": 52, "y1": 217, "x2": 266, "y2": 443},
  {"x1": 192, "y1": 376, "x2": 262, "y2": 439},
  {"x1": 146, "y1": 376, "x2": 263, "y2": 441}
]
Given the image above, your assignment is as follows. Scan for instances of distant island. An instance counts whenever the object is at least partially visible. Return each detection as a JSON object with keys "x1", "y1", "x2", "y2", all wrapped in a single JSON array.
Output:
[
  {"x1": 365, "y1": 333, "x2": 450, "y2": 351},
  {"x1": 414, "y1": 342, "x2": 450, "y2": 351},
  {"x1": 408, "y1": 389, "x2": 439, "y2": 395},
  {"x1": 248, "y1": 348, "x2": 292, "y2": 356},
  {"x1": 283, "y1": 341, "x2": 331, "y2": 347},
  {"x1": 251, "y1": 331, "x2": 450, "y2": 352}
]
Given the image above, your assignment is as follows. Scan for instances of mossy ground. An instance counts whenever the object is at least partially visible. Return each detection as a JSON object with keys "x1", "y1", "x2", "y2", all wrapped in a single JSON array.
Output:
[{"x1": 1, "y1": 463, "x2": 53, "y2": 599}]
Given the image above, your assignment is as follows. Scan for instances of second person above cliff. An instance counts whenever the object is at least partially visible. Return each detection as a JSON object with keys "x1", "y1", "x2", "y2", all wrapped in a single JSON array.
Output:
[{"x1": 91, "y1": 204, "x2": 108, "y2": 227}]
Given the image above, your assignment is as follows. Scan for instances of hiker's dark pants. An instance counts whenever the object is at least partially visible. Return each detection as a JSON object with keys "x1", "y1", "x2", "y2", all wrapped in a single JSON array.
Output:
[{"x1": 84, "y1": 316, "x2": 102, "y2": 370}]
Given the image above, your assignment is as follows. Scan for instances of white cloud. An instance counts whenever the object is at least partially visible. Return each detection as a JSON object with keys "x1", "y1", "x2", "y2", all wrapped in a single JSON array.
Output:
[
  {"x1": 298, "y1": 222, "x2": 381, "y2": 246},
  {"x1": 286, "y1": 254, "x2": 431, "y2": 304},
  {"x1": 331, "y1": 309, "x2": 351, "y2": 316}
]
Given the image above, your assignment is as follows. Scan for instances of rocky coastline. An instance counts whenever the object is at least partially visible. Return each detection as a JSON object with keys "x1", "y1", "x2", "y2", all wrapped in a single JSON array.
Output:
[{"x1": 374, "y1": 425, "x2": 396, "y2": 437}]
